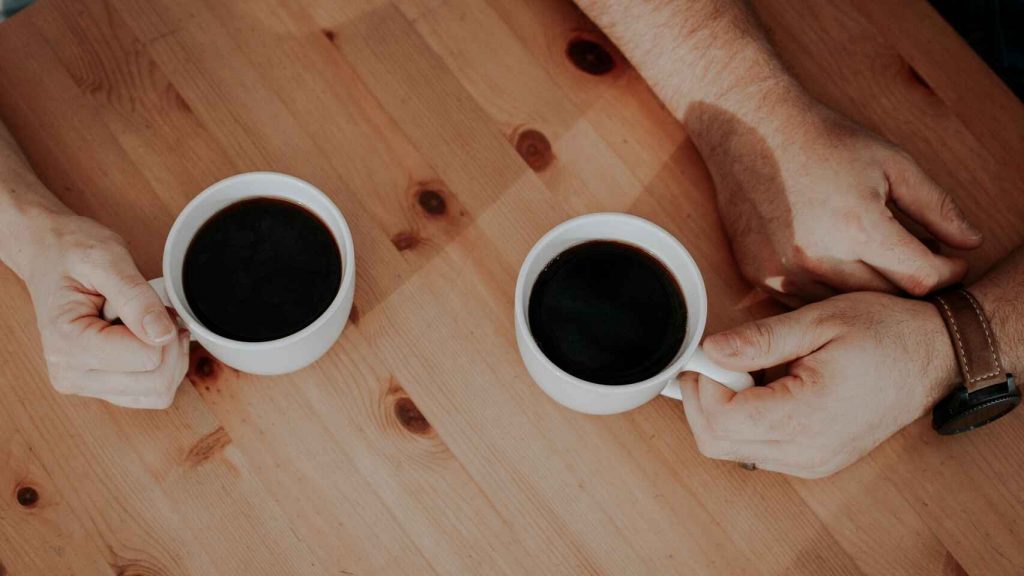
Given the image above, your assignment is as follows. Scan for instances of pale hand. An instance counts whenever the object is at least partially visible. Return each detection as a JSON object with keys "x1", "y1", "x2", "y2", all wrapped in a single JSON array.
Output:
[
  {"x1": 21, "y1": 213, "x2": 188, "y2": 409},
  {"x1": 679, "y1": 292, "x2": 958, "y2": 478},
  {"x1": 692, "y1": 98, "x2": 983, "y2": 305}
]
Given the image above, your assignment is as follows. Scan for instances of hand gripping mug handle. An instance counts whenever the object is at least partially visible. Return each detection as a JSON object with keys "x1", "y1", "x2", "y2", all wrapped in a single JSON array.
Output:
[
  {"x1": 99, "y1": 278, "x2": 191, "y2": 409},
  {"x1": 661, "y1": 346, "x2": 754, "y2": 400},
  {"x1": 101, "y1": 278, "x2": 192, "y2": 339}
]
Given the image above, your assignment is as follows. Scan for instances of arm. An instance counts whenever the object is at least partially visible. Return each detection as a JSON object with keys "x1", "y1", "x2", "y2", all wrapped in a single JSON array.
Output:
[
  {"x1": 0, "y1": 120, "x2": 188, "y2": 409},
  {"x1": 679, "y1": 246, "x2": 1024, "y2": 478},
  {"x1": 575, "y1": 0, "x2": 801, "y2": 129},
  {"x1": 576, "y1": 0, "x2": 982, "y2": 305}
]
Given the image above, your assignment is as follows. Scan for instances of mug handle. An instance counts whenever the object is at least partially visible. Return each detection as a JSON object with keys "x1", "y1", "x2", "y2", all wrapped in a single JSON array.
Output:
[
  {"x1": 661, "y1": 346, "x2": 754, "y2": 400},
  {"x1": 101, "y1": 278, "x2": 192, "y2": 339}
]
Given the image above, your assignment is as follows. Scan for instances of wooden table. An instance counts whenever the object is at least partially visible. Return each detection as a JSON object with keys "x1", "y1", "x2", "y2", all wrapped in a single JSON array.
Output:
[{"x1": 1, "y1": 0, "x2": 1022, "y2": 574}]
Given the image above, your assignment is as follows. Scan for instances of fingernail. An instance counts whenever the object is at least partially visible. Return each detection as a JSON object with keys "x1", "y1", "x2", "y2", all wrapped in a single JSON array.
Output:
[{"x1": 144, "y1": 311, "x2": 175, "y2": 343}]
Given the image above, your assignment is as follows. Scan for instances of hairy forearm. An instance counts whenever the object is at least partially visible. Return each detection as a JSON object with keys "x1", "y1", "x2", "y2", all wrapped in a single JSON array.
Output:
[
  {"x1": 970, "y1": 247, "x2": 1024, "y2": 377},
  {"x1": 0, "y1": 120, "x2": 69, "y2": 279},
  {"x1": 575, "y1": 0, "x2": 810, "y2": 130}
]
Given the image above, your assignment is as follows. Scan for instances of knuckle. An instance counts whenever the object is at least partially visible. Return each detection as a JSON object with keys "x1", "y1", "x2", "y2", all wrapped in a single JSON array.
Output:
[
  {"x1": 788, "y1": 360, "x2": 823, "y2": 391},
  {"x1": 744, "y1": 321, "x2": 775, "y2": 358},
  {"x1": 76, "y1": 241, "x2": 121, "y2": 270},
  {"x1": 818, "y1": 303, "x2": 857, "y2": 331},
  {"x1": 117, "y1": 278, "x2": 160, "y2": 315},
  {"x1": 50, "y1": 374, "x2": 77, "y2": 395},
  {"x1": 903, "y1": 266, "x2": 940, "y2": 296},
  {"x1": 122, "y1": 277, "x2": 154, "y2": 303},
  {"x1": 882, "y1": 149, "x2": 914, "y2": 177},
  {"x1": 893, "y1": 148, "x2": 914, "y2": 163},
  {"x1": 142, "y1": 348, "x2": 163, "y2": 372},
  {"x1": 841, "y1": 211, "x2": 870, "y2": 245},
  {"x1": 69, "y1": 238, "x2": 133, "y2": 278},
  {"x1": 887, "y1": 149, "x2": 914, "y2": 169}
]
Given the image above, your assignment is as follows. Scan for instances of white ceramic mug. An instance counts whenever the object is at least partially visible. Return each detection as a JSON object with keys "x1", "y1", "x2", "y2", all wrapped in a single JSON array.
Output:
[
  {"x1": 103, "y1": 172, "x2": 356, "y2": 376},
  {"x1": 515, "y1": 213, "x2": 753, "y2": 415}
]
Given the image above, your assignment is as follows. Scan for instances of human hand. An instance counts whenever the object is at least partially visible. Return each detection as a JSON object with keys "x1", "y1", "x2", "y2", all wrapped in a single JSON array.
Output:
[
  {"x1": 20, "y1": 212, "x2": 188, "y2": 409},
  {"x1": 687, "y1": 96, "x2": 982, "y2": 306},
  {"x1": 678, "y1": 292, "x2": 959, "y2": 478}
]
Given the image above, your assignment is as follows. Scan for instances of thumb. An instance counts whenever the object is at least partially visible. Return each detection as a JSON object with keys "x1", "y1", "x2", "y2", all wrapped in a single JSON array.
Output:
[
  {"x1": 702, "y1": 304, "x2": 837, "y2": 371},
  {"x1": 87, "y1": 248, "x2": 175, "y2": 346},
  {"x1": 886, "y1": 156, "x2": 983, "y2": 250}
]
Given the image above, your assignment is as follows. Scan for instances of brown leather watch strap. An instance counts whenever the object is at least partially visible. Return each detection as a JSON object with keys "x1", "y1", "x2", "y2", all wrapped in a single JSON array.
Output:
[{"x1": 931, "y1": 288, "x2": 1005, "y2": 393}]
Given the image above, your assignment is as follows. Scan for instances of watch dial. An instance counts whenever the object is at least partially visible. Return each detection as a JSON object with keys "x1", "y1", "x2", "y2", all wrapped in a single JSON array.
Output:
[{"x1": 957, "y1": 400, "x2": 1018, "y2": 432}]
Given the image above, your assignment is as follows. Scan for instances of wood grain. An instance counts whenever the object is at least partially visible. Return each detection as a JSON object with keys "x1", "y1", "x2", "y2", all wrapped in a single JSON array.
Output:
[{"x1": 0, "y1": 0, "x2": 1022, "y2": 574}]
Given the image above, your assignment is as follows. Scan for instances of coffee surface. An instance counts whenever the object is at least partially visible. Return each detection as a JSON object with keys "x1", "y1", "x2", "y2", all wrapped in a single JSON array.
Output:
[
  {"x1": 528, "y1": 240, "x2": 687, "y2": 385},
  {"x1": 183, "y1": 198, "x2": 341, "y2": 342}
]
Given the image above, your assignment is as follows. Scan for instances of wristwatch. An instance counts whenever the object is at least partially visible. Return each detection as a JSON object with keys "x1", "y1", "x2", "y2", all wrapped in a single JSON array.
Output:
[{"x1": 930, "y1": 288, "x2": 1020, "y2": 435}]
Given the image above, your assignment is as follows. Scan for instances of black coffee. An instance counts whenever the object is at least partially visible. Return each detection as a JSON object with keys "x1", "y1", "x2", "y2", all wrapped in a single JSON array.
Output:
[
  {"x1": 528, "y1": 241, "x2": 686, "y2": 386},
  {"x1": 183, "y1": 198, "x2": 341, "y2": 342}
]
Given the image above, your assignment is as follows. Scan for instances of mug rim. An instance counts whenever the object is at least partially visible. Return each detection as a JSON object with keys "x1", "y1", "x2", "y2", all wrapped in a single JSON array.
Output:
[
  {"x1": 514, "y1": 212, "x2": 708, "y2": 395},
  {"x1": 162, "y1": 171, "x2": 356, "y2": 351}
]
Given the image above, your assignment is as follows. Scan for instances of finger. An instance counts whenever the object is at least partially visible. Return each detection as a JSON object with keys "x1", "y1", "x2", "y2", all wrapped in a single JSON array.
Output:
[
  {"x1": 862, "y1": 216, "x2": 968, "y2": 296},
  {"x1": 807, "y1": 261, "x2": 899, "y2": 294},
  {"x1": 694, "y1": 372, "x2": 802, "y2": 441},
  {"x1": 75, "y1": 331, "x2": 189, "y2": 400},
  {"x1": 702, "y1": 304, "x2": 839, "y2": 372},
  {"x1": 82, "y1": 248, "x2": 176, "y2": 345},
  {"x1": 886, "y1": 159, "x2": 983, "y2": 249},
  {"x1": 679, "y1": 372, "x2": 814, "y2": 475},
  {"x1": 764, "y1": 275, "x2": 836, "y2": 306},
  {"x1": 61, "y1": 314, "x2": 164, "y2": 372}
]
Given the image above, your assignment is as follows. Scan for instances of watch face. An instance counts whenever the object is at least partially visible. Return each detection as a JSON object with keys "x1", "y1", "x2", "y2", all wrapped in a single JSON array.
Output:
[
  {"x1": 934, "y1": 376, "x2": 1020, "y2": 435},
  {"x1": 953, "y1": 397, "x2": 1020, "y2": 433}
]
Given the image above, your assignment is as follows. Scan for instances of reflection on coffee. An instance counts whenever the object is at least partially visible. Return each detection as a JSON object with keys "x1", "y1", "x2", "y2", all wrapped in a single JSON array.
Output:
[
  {"x1": 183, "y1": 198, "x2": 341, "y2": 342},
  {"x1": 528, "y1": 240, "x2": 686, "y2": 386}
]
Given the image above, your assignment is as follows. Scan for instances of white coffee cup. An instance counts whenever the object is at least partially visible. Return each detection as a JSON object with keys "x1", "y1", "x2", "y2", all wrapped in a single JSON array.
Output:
[
  {"x1": 103, "y1": 172, "x2": 355, "y2": 376},
  {"x1": 515, "y1": 213, "x2": 753, "y2": 415}
]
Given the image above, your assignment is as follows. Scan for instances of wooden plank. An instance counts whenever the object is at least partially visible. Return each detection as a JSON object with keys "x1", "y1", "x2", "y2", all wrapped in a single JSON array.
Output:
[
  {"x1": 0, "y1": 373, "x2": 113, "y2": 576},
  {"x1": 100, "y1": 0, "x2": 523, "y2": 573},
  {"x1": 0, "y1": 276, "x2": 315, "y2": 575},
  {"x1": 0, "y1": 0, "x2": 1021, "y2": 573}
]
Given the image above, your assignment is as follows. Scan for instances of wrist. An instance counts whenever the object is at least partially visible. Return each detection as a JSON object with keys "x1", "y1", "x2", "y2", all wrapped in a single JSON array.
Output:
[
  {"x1": 0, "y1": 180, "x2": 67, "y2": 281},
  {"x1": 684, "y1": 77, "x2": 823, "y2": 166}
]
